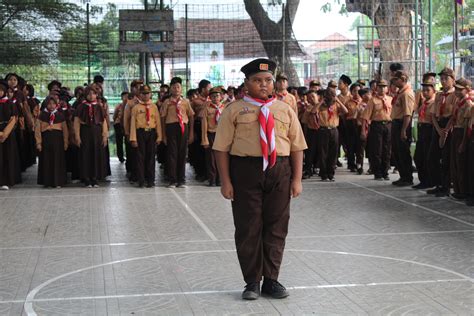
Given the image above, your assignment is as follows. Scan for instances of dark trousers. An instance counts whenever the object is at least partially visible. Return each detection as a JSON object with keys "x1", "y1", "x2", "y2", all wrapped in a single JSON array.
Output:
[
  {"x1": 318, "y1": 127, "x2": 338, "y2": 179},
  {"x1": 125, "y1": 138, "x2": 137, "y2": 182},
  {"x1": 428, "y1": 118, "x2": 451, "y2": 190},
  {"x1": 189, "y1": 119, "x2": 206, "y2": 178},
  {"x1": 205, "y1": 132, "x2": 219, "y2": 183},
  {"x1": 114, "y1": 124, "x2": 125, "y2": 162},
  {"x1": 166, "y1": 123, "x2": 188, "y2": 184},
  {"x1": 414, "y1": 123, "x2": 433, "y2": 186},
  {"x1": 355, "y1": 125, "x2": 367, "y2": 167},
  {"x1": 345, "y1": 119, "x2": 357, "y2": 169},
  {"x1": 467, "y1": 133, "x2": 474, "y2": 199},
  {"x1": 304, "y1": 128, "x2": 319, "y2": 174},
  {"x1": 368, "y1": 121, "x2": 391, "y2": 178},
  {"x1": 230, "y1": 156, "x2": 291, "y2": 284},
  {"x1": 136, "y1": 128, "x2": 157, "y2": 185},
  {"x1": 391, "y1": 119, "x2": 413, "y2": 182},
  {"x1": 450, "y1": 128, "x2": 467, "y2": 195},
  {"x1": 337, "y1": 119, "x2": 346, "y2": 159},
  {"x1": 79, "y1": 124, "x2": 106, "y2": 182}
]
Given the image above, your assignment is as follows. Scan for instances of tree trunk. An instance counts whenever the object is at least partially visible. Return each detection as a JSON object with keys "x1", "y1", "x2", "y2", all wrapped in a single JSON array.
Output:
[
  {"x1": 346, "y1": 1, "x2": 415, "y2": 80},
  {"x1": 243, "y1": 0, "x2": 302, "y2": 86}
]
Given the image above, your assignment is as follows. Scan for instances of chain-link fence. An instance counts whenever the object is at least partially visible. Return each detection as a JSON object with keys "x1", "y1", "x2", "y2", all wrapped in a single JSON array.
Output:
[{"x1": 2, "y1": 1, "x2": 472, "y2": 99}]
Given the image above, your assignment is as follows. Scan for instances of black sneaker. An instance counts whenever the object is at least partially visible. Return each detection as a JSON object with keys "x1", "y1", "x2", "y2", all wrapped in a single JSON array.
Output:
[
  {"x1": 394, "y1": 180, "x2": 413, "y2": 187},
  {"x1": 242, "y1": 282, "x2": 260, "y2": 300},
  {"x1": 357, "y1": 168, "x2": 363, "y2": 175},
  {"x1": 374, "y1": 176, "x2": 383, "y2": 181},
  {"x1": 336, "y1": 160, "x2": 343, "y2": 167},
  {"x1": 146, "y1": 182, "x2": 154, "y2": 188},
  {"x1": 392, "y1": 179, "x2": 403, "y2": 186},
  {"x1": 427, "y1": 187, "x2": 441, "y2": 194},
  {"x1": 435, "y1": 190, "x2": 449, "y2": 197},
  {"x1": 261, "y1": 279, "x2": 289, "y2": 299},
  {"x1": 383, "y1": 175, "x2": 390, "y2": 181}
]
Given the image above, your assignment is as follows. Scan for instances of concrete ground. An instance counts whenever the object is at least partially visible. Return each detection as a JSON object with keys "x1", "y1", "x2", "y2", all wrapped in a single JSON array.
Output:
[{"x1": 0, "y1": 159, "x2": 473, "y2": 315}]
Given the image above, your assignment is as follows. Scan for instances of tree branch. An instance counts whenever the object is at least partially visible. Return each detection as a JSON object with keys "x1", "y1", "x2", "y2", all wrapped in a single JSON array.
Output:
[{"x1": 0, "y1": 8, "x2": 20, "y2": 31}]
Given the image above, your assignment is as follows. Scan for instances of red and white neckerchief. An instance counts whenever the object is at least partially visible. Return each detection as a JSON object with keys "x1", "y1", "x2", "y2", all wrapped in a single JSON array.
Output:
[
  {"x1": 419, "y1": 98, "x2": 434, "y2": 121},
  {"x1": 327, "y1": 103, "x2": 336, "y2": 120},
  {"x1": 170, "y1": 97, "x2": 185, "y2": 135},
  {"x1": 392, "y1": 85, "x2": 409, "y2": 107},
  {"x1": 454, "y1": 95, "x2": 471, "y2": 118},
  {"x1": 380, "y1": 96, "x2": 391, "y2": 113},
  {"x1": 243, "y1": 95, "x2": 276, "y2": 171},
  {"x1": 275, "y1": 91, "x2": 288, "y2": 101},
  {"x1": 45, "y1": 108, "x2": 58, "y2": 126},
  {"x1": 210, "y1": 102, "x2": 222, "y2": 124},
  {"x1": 439, "y1": 89, "x2": 452, "y2": 116},
  {"x1": 0, "y1": 97, "x2": 8, "y2": 104},
  {"x1": 82, "y1": 100, "x2": 98, "y2": 122}
]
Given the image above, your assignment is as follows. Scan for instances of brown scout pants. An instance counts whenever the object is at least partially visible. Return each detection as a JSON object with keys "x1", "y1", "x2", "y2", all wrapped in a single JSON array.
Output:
[
  {"x1": 450, "y1": 128, "x2": 467, "y2": 195},
  {"x1": 230, "y1": 156, "x2": 291, "y2": 284}
]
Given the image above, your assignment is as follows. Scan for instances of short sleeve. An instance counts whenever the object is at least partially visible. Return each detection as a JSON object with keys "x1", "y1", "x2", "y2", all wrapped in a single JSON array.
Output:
[
  {"x1": 212, "y1": 106, "x2": 235, "y2": 152},
  {"x1": 288, "y1": 109, "x2": 307, "y2": 151}
]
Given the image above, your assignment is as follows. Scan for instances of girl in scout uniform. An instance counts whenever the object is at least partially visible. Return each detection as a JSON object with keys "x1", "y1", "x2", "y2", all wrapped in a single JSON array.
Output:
[{"x1": 35, "y1": 97, "x2": 68, "y2": 188}]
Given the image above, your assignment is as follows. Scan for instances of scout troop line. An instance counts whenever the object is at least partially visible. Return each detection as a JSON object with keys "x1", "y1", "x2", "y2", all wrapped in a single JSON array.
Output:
[{"x1": 0, "y1": 59, "x2": 473, "y2": 301}]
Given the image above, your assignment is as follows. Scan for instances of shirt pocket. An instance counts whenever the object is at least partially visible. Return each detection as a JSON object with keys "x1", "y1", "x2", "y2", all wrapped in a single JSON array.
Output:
[
  {"x1": 235, "y1": 113, "x2": 258, "y2": 138},
  {"x1": 273, "y1": 112, "x2": 290, "y2": 137}
]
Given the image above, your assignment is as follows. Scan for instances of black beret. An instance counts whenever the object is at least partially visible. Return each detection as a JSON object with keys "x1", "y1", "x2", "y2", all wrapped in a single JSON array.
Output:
[
  {"x1": 241, "y1": 58, "x2": 276, "y2": 78},
  {"x1": 339, "y1": 74, "x2": 352, "y2": 86},
  {"x1": 93, "y1": 75, "x2": 104, "y2": 83}
]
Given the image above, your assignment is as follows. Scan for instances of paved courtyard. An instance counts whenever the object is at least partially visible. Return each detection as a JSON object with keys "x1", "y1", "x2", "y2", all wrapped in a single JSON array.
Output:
[{"x1": 0, "y1": 159, "x2": 473, "y2": 315}]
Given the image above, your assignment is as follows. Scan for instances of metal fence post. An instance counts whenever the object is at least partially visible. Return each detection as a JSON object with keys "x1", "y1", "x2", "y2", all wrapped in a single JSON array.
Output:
[
  {"x1": 185, "y1": 4, "x2": 189, "y2": 90},
  {"x1": 86, "y1": 2, "x2": 91, "y2": 84},
  {"x1": 282, "y1": 3, "x2": 286, "y2": 73}
]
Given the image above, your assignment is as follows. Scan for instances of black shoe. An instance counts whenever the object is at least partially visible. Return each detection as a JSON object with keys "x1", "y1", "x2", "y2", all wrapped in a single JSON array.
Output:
[
  {"x1": 466, "y1": 198, "x2": 474, "y2": 207},
  {"x1": 357, "y1": 168, "x2": 363, "y2": 175},
  {"x1": 242, "y1": 282, "x2": 260, "y2": 300},
  {"x1": 451, "y1": 193, "x2": 467, "y2": 200},
  {"x1": 146, "y1": 182, "x2": 154, "y2": 188},
  {"x1": 336, "y1": 160, "x2": 343, "y2": 167},
  {"x1": 366, "y1": 168, "x2": 373, "y2": 175},
  {"x1": 392, "y1": 179, "x2": 402, "y2": 186},
  {"x1": 374, "y1": 176, "x2": 383, "y2": 181},
  {"x1": 435, "y1": 190, "x2": 449, "y2": 197},
  {"x1": 412, "y1": 183, "x2": 424, "y2": 189},
  {"x1": 208, "y1": 181, "x2": 215, "y2": 187},
  {"x1": 349, "y1": 168, "x2": 357, "y2": 173},
  {"x1": 383, "y1": 175, "x2": 390, "y2": 181},
  {"x1": 328, "y1": 177, "x2": 335, "y2": 182},
  {"x1": 138, "y1": 182, "x2": 144, "y2": 188},
  {"x1": 427, "y1": 187, "x2": 441, "y2": 194},
  {"x1": 321, "y1": 177, "x2": 329, "y2": 182},
  {"x1": 261, "y1": 279, "x2": 289, "y2": 299},
  {"x1": 394, "y1": 180, "x2": 414, "y2": 187}
]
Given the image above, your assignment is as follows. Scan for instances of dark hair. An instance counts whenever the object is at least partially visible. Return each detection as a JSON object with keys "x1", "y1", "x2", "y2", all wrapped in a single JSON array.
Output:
[
  {"x1": 297, "y1": 86, "x2": 308, "y2": 97},
  {"x1": 93, "y1": 75, "x2": 104, "y2": 83},
  {"x1": 198, "y1": 79, "x2": 211, "y2": 92},
  {"x1": 350, "y1": 83, "x2": 361, "y2": 92},
  {"x1": 120, "y1": 91, "x2": 129, "y2": 97},
  {"x1": 389, "y1": 63, "x2": 404, "y2": 72},
  {"x1": 358, "y1": 88, "x2": 370, "y2": 97},
  {"x1": 25, "y1": 84, "x2": 35, "y2": 97},
  {"x1": 323, "y1": 88, "x2": 336, "y2": 104},
  {"x1": 186, "y1": 88, "x2": 197, "y2": 99},
  {"x1": 160, "y1": 84, "x2": 169, "y2": 90},
  {"x1": 369, "y1": 80, "x2": 377, "y2": 87}
]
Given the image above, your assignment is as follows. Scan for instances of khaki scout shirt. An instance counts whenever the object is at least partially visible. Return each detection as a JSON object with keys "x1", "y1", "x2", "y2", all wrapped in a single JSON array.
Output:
[
  {"x1": 337, "y1": 91, "x2": 351, "y2": 107},
  {"x1": 201, "y1": 101, "x2": 224, "y2": 146},
  {"x1": 129, "y1": 101, "x2": 162, "y2": 143},
  {"x1": 345, "y1": 98, "x2": 360, "y2": 120},
  {"x1": 213, "y1": 99, "x2": 307, "y2": 157},
  {"x1": 356, "y1": 102, "x2": 369, "y2": 126},
  {"x1": 414, "y1": 89, "x2": 424, "y2": 113},
  {"x1": 34, "y1": 121, "x2": 69, "y2": 149},
  {"x1": 361, "y1": 95, "x2": 393, "y2": 122},
  {"x1": 417, "y1": 97, "x2": 435, "y2": 124},
  {"x1": 391, "y1": 86, "x2": 415, "y2": 120},
  {"x1": 317, "y1": 102, "x2": 345, "y2": 128},
  {"x1": 161, "y1": 97, "x2": 194, "y2": 125},
  {"x1": 124, "y1": 97, "x2": 139, "y2": 136},
  {"x1": 452, "y1": 97, "x2": 472, "y2": 128},
  {"x1": 191, "y1": 95, "x2": 208, "y2": 116},
  {"x1": 302, "y1": 103, "x2": 320, "y2": 130},
  {"x1": 275, "y1": 91, "x2": 298, "y2": 115},
  {"x1": 431, "y1": 88, "x2": 457, "y2": 119},
  {"x1": 113, "y1": 103, "x2": 125, "y2": 125}
]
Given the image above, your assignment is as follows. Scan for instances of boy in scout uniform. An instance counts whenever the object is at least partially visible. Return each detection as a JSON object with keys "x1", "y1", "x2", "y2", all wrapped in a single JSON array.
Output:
[
  {"x1": 113, "y1": 91, "x2": 128, "y2": 163},
  {"x1": 356, "y1": 88, "x2": 371, "y2": 174},
  {"x1": 308, "y1": 79, "x2": 321, "y2": 92},
  {"x1": 361, "y1": 79, "x2": 393, "y2": 180},
  {"x1": 161, "y1": 77, "x2": 194, "y2": 188},
  {"x1": 201, "y1": 87, "x2": 224, "y2": 186},
  {"x1": 213, "y1": 58, "x2": 307, "y2": 300},
  {"x1": 274, "y1": 73, "x2": 298, "y2": 114},
  {"x1": 317, "y1": 88, "x2": 348, "y2": 181},
  {"x1": 413, "y1": 77, "x2": 436, "y2": 189},
  {"x1": 124, "y1": 79, "x2": 143, "y2": 183},
  {"x1": 337, "y1": 75, "x2": 352, "y2": 168},
  {"x1": 449, "y1": 78, "x2": 472, "y2": 199},
  {"x1": 390, "y1": 70, "x2": 415, "y2": 186},
  {"x1": 302, "y1": 89, "x2": 322, "y2": 179},
  {"x1": 130, "y1": 85, "x2": 162, "y2": 188},
  {"x1": 345, "y1": 83, "x2": 362, "y2": 172},
  {"x1": 427, "y1": 68, "x2": 457, "y2": 197}
]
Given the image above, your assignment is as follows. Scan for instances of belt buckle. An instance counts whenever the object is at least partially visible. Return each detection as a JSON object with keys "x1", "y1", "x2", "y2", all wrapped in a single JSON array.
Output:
[{"x1": 144, "y1": 127, "x2": 151, "y2": 132}]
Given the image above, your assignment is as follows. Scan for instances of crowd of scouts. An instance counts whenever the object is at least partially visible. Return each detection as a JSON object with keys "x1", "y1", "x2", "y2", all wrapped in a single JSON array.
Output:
[{"x1": 0, "y1": 62, "x2": 473, "y2": 207}]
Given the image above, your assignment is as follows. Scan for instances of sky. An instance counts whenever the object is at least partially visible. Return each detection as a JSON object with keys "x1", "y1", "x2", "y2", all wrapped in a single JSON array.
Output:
[{"x1": 79, "y1": 0, "x2": 362, "y2": 41}]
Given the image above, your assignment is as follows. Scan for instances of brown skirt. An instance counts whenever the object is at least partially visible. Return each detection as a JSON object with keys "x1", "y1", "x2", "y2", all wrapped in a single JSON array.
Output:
[{"x1": 37, "y1": 130, "x2": 66, "y2": 187}]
